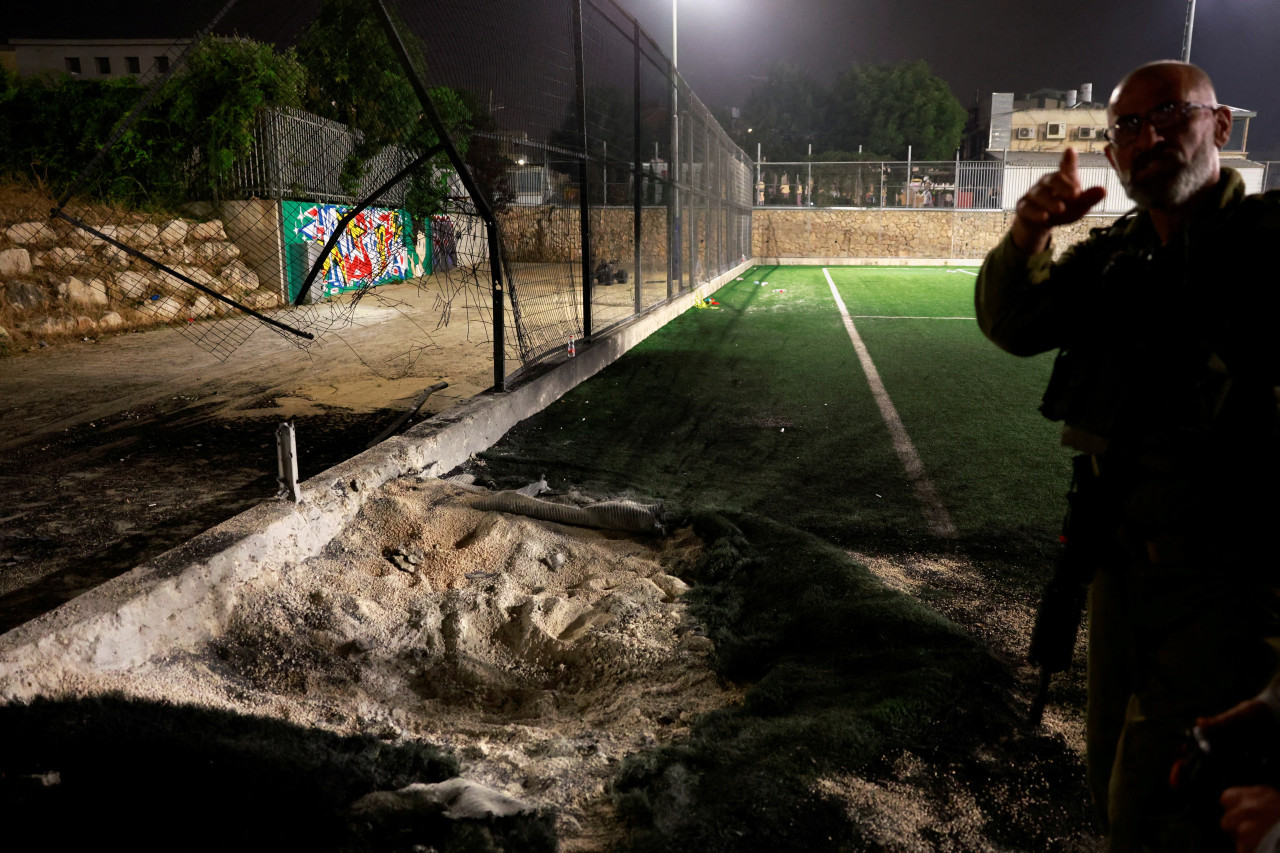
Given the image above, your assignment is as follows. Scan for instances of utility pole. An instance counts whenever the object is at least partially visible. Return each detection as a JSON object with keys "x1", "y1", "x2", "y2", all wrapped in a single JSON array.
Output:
[{"x1": 1181, "y1": 0, "x2": 1196, "y2": 63}]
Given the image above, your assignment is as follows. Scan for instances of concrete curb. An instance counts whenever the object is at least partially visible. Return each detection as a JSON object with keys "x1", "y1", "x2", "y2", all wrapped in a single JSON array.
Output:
[{"x1": 0, "y1": 261, "x2": 752, "y2": 700}]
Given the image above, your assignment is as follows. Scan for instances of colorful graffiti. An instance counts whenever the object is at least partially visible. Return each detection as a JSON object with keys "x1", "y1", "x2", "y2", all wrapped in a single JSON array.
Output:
[{"x1": 282, "y1": 201, "x2": 426, "y2": 301}]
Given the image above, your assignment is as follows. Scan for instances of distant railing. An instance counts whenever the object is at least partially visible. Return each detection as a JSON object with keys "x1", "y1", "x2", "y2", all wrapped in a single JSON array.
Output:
[
  {"x1": 757, "y1": 157, "x2": 1278, "y2": 213},
  {"x1": 753, "y1": 160, "x2": 1005, "y2": 210},
  {"x1": 226, "y1": 106, "x2": 426, "y2": 206}
]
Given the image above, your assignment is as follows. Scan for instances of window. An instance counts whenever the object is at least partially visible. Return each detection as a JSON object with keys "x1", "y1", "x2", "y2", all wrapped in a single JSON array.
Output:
[
  {"x1": 126, "y1": 56, "x2": 140, "y2": 74},
  {"x1": 95, "y1": 56, "x2": 111, "y2": 74},
  {"x1": 154, "y1": 55, "x2": 170, "y2": 73},
  {"x1": 64, "y1": 57, "x2": 81, "y2": 74}
]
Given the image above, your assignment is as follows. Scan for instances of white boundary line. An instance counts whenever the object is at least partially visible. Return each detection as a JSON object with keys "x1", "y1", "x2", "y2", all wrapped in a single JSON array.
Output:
[
  {"x1": 850, "y1": 315, "x2": 975, "y2": 321},
  {"x1": 824, "y1": 268, "x2": 957, "y2": 539}
]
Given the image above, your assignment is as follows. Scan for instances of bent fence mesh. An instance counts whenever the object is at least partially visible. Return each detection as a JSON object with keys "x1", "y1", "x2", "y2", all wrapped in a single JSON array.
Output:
[{"x1": 1, "y1": 0, "x2": 752, "y2": 387}]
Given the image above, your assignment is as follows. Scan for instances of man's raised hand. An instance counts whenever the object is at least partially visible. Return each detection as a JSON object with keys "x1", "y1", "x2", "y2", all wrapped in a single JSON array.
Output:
[{"x1": 1011, "y1": 148, "x2": 1107, "y2": 253}]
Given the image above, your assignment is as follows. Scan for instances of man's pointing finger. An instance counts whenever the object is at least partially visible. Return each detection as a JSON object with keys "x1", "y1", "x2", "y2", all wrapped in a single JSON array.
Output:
[{"x1": 1060, "y1": 147, "x2": 1080, "y2": 189}]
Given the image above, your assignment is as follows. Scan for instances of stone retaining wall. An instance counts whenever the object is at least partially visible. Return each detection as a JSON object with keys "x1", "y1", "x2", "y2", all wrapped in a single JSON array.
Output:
[
  {"x1": 753, "y1": 207, "x2": 1118, "y2": 261},
  {"x1": 0, "y1": 209, "x2": 283, "y2": 351},
  {"x1": 498, "y1": 206, "x2": 669, "y2": 265}
]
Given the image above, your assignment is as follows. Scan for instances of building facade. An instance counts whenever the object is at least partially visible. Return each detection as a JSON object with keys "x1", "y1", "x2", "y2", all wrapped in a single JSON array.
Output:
[
  {"x1": 10, "y1": 38, "x2": 187, "y2": 80},
  {"x1": 963, "y1": 83, "x2": 1266, "y2": 206}
]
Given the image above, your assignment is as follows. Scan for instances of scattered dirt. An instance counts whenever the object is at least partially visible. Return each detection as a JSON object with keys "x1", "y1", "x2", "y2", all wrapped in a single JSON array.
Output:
[{"x1": 32, "y1": 477, "x2": 739, "y2": 850}]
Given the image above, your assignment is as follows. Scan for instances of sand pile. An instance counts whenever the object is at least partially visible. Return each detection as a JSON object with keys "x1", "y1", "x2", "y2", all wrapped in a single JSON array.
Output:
[{"x1": 47, "y1": 477, "x2": 740, "y2": 847}]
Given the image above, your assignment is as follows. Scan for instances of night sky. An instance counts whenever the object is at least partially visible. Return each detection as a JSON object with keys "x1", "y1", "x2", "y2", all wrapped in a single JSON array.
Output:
[
  {"x1": 614, "y1": 0, "x2": 1280, "y2": 158},
  {"x1": 6, "y1": 0, "x2": 1279, "y2": 158}
]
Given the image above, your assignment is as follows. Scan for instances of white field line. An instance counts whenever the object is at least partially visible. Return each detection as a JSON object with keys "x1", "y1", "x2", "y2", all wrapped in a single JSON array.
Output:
[
  {"x1": 850, "y1": 315, "x2": 975, "y2": 320},
  {"x1": 824, "y1": 268, "x2": 958, "y2": 539},
  {"x1": 948, "y1": 269, "x2": 979, "y2": 276}
]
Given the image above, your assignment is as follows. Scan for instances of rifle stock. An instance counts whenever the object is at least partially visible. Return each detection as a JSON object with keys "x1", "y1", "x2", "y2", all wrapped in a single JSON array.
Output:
[{"x1": 1028, "y1": 454, "x2": 1107, "y2": 725}]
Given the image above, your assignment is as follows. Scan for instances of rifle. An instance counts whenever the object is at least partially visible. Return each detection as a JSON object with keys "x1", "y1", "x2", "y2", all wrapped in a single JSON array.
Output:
[{"x1": 1028, "y1": 453, "x2": 1108, "y2": 725}]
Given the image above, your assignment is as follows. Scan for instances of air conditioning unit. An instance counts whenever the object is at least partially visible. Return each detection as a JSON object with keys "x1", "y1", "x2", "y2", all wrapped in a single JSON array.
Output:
[
  {"x1": 1077, "y1": 127, "x2": 1098, "y2": 140},
  {"x1": 1014, "y1": 127, "x2": 1034, "y2": 140},
  {"x1": 1046, "y1": 122, "x2": 1067, "y2": 139}
]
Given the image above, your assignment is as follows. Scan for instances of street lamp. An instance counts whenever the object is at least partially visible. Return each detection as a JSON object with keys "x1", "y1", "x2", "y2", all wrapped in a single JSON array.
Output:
[
  {"x1": 672, "y1": 0, "x2": 679, "y2": 67},
  {"x1": 1181, "y1": 0, "x2": 1196, "y2": 62}
]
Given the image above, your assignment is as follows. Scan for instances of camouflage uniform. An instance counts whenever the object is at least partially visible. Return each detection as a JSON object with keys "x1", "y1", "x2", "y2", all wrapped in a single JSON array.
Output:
[{"x1": 976, "y1": 168, "x2": 1280, "y2": 852}]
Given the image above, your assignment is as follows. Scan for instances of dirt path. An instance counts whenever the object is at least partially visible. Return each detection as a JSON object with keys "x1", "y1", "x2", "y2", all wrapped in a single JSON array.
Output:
[{"x1": 0, "y1": 275, "x2": 497, "y2": 633}]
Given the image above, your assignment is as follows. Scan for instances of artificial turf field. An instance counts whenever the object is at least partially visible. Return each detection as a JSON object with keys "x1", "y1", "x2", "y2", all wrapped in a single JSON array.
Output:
[
  {"x1": 492, "y1": 264, "x2": 1074, "y2": 566},
  {"x1": 479, "y1": 266, "x2": 1099, "y2": 851}
]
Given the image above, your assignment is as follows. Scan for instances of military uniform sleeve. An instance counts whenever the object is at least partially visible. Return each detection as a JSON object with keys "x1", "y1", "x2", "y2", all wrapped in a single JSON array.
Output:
[{"x1": 974, "y1": 232, "x2": 1072, "y2": 357}]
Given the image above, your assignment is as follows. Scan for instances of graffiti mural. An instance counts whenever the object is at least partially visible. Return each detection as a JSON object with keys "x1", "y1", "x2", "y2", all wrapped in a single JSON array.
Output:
[{"x1": 282, "y1": 201, "x2": 427, "y2": 301}]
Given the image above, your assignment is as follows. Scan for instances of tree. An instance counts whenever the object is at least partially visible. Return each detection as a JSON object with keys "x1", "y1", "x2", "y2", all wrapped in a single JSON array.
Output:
[
  {"x1": 0, "y1": 69, "x2": 154, "y2": 198},
  {"x1": 296, "y1": 0, "x2": 418, "y2": 160},
  {"x1": 295, "y1": 0, "x2": 490, "y2": 215},
  {"x1": 739, "y1": 63, "x2": 831, "y2": 161},
  {"x1": 163, "y1": 35, "x2": 306, "y2": 199},
  {"x1": 547, "y1": 83, "x2": 639, "y2": 205},
  {"x1": 829, "y1": 60, "x2": 965, "y2": 160}
]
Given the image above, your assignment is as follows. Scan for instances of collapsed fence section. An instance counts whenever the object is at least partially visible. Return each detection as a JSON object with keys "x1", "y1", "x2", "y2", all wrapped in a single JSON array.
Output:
[
  {"x1": 3, "y1": 0, "x2": 752, "y2": 385},
  {"x1": 388, "y1": 0, "x2": 753, "y2": 362}
]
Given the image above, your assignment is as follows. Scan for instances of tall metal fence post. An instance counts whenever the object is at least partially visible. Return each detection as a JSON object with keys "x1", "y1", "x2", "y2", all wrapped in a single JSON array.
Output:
[
  {"x1": 951, "y1": 149, "x2": 960, "y2": 259},
  {"x1": 369, "y1": 0, "x2": 506, "y2": 390},
  {"x1": 669, "y1": 71, "x2": 679, "y2": 298},
  {"x1": 716, "y1": 121, "x2": 727, "y2": 267},
  {"x1": 573, "y1": 0, "x2": 594, "y2": 341},
  {"x1": 684, "y1": 110, "x2": 692, "y2": 289},
  {"x1": 906, "y1": 145, "x2": 913, "y2": 206},
  {"x1": 633, "y1": 19, "x2": 643, "y2": 315}
]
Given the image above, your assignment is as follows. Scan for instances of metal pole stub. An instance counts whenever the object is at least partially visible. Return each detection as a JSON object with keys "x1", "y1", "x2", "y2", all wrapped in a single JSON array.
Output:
[{"x1": 276, "y1": 421, "x2": 302, "y2": 503}]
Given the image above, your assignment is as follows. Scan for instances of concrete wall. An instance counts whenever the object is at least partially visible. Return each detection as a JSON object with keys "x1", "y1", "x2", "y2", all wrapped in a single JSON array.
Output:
[
  {"x1": 752, "y1": 207, "x2": 1119, "y2": 263},
  {"x1": 222, "y1": 199, "x2": 285, "y2": 300}
]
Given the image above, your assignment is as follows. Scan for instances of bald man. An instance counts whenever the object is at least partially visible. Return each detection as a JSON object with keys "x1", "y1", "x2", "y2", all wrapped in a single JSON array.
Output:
[{"x1": 976, "y1": 61, "x2": 1280, "y2": 852}]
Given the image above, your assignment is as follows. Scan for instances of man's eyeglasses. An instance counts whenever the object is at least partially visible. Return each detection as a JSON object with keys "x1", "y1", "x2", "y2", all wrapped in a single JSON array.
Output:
[{"x1": 1104, "y1": 101, "x2": 1219, "y2": 147}]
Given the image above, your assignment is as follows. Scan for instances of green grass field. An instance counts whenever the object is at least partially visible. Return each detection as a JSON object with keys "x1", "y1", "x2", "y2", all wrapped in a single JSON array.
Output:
[
  {"x1": 490, "y1": 264, "x2": 1072, "y2": 568},
  {"x1": 480, "y1": 265, "x2": 1096, "y2": 851}
]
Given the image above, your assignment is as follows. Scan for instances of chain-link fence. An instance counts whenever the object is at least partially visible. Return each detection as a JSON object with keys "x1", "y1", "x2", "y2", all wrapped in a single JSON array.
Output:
[
  {"x1": 1, "y1": 0, "x2": 752, "y2": 387},
  {"x1": 383, "y1": 0, "x2": 752, "y2": 374},
  {"x1": 229, "y1": 106, "x2": 428, "y2": 208},
  {"x1": 758, "y1": 157, "x2": 1274, "y2": 213},
  {"x1": 755, "y1": 160, "x2": 1007, "y2": 209}
]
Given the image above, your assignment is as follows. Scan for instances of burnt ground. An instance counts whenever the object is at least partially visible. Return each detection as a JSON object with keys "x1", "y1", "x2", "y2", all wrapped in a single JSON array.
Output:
[
  {"x1": 0, "y1": 276, "x2": 497, "y2": 634},
  {"x1": 0, "y1": 399, "x2": 397, "y2": 632}
]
